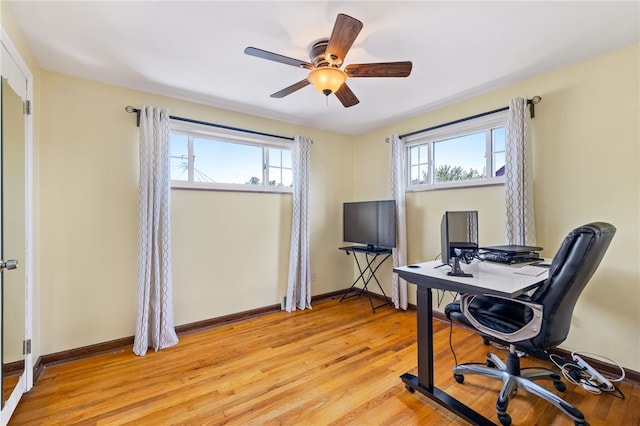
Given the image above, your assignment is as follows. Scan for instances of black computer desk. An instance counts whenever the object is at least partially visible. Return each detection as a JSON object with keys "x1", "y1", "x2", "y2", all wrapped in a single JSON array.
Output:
[{"x1": 394, "y1": 260, "x2": 547, "y2": 425}]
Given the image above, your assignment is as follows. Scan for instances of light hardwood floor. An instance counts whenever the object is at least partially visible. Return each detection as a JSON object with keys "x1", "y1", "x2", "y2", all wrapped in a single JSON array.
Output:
[{"x1": 9, "y1": 295, "x2": 640, "y2": 425}]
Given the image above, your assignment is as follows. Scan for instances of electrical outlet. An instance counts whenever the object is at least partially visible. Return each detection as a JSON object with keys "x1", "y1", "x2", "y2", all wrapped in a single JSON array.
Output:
[{"x1": 311, "y1": 272, "x2": 317, "y2": 282}]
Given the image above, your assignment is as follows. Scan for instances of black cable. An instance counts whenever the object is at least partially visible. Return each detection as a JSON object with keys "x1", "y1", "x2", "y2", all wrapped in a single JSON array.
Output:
[
  {"x1": 608, "y1": 385, "x2": 625, "y2": 400},
  {"x1": 448, "y1": 318, "x2": 459, "y2": 367}
]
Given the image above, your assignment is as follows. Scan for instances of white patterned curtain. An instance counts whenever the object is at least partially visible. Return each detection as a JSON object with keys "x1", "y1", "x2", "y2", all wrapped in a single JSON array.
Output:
[
  {"x1": 133, "y1": 106, "x2": 179, "y2": 356},
  {"x1": 285, "y1": 136, "x2": 313, "y2": 312},
  {"x1": 505, "y1": 97, "x2": 536, "y2": 245},
  {"x1": 389, "y1": 134, "x2": 408, "y2": 310}
]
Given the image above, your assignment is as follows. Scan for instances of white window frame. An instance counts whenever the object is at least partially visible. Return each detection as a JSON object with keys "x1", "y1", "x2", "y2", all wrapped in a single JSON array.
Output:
[
  {"x1": 169, "y1": 120, "x2": 293, "y2": 193},
  {"x1": 404, "y1": 110, "x2": 508, "y2": 192}
]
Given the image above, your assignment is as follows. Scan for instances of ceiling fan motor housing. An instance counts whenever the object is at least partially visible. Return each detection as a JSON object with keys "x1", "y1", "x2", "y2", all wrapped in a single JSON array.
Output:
[{"x1": 309, "y1": 39, "x2": 342, "y2": 68}]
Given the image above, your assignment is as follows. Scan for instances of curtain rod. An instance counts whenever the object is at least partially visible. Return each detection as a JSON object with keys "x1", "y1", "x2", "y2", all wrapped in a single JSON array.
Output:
[
  {"x1": 125, "y1": 106, "x2": 295, "y2": 141},
  {"x1": 397, "y1": 96, "x2": 542, "y2": 140}
]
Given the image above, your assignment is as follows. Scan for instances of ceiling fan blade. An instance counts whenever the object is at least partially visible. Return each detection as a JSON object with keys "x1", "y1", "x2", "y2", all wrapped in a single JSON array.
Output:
[
  {"x1": 334, "y1": 84, "x2": 359, "y2": 108},
  {"x1": 244, "y1": 47, "x2": 313, "y2": 70},
  {"x1": 345, "y1": 61, "x2": 413, "y2": 78},
  {"x1": 270, "y1": 79, "x2": 311, "y2": 98},
  {"x1": 325, "y1": 14, "x2": 363, "y2": 63}
]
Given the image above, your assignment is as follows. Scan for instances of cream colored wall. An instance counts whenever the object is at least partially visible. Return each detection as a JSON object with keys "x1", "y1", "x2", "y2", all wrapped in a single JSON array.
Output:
[
  {"x1": 3, "y1": 0, "x2": 639, "y2": 373},
  {"x1": 531, "y1": 45, "x2": 639, "y2": 369},
  {"x1": 352, "y1": 44, "x2": 640, "y2": 371},
  {"x1": 4, "y1": 0, "x2": 354, "y2": 359},
  {"x1": 37, "y1": 71, "x2": 354, "y2": 355}
]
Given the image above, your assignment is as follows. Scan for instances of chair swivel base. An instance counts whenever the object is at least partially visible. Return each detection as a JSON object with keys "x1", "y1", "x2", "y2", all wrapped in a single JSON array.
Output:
[{"x1": 453, "y1": 352, "x2": 589, "y2": 426}]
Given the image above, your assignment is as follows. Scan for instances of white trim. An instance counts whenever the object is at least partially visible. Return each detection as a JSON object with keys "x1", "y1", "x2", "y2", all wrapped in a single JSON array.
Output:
[
  {"x1": 404, "y1": 110, "x2": 508, "y2": 145},
  {"x1": 406, "y1": 176, "x2": 504, "y2": 192},
  {"x1": 170, "y1": 120, "x2": 292, "y2": 149},
  {"x1": 171, "y1": 180, "x2": 292, "y2": 194}
]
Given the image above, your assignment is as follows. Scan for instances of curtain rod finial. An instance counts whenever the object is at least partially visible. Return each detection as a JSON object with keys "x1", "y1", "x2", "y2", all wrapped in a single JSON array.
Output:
[
  {"x1": 531, "y1": 96, "x2": 542, "y2": 104},
  {"x1": 125, "y1": 105, "x2": 136, "y2": 113}
]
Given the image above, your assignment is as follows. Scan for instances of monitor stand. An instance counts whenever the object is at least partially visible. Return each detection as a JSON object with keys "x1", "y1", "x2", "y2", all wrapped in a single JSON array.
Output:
[{"x1": 447, "y1": 256, "x2": 473, "y2": 278}]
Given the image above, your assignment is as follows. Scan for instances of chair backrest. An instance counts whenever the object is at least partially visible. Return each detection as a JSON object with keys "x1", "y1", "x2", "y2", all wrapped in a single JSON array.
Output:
[{"x1": 530, "y1": 222, "x2": 616, "y2": 349}]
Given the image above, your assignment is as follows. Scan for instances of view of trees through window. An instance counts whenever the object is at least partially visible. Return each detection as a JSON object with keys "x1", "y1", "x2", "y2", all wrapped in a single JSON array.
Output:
[
  {"x1": 434, "y1": 164, "x2": 483, "y2": 182},
  {"x1": 408, "y1": 122, "x2": 506, "y2": 188},
  {"x1": 433, "y1": 132, "x2": 486, "y2": 182}
]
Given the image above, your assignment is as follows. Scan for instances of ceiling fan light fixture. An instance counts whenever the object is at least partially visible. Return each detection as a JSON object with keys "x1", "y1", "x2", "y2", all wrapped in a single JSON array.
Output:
[{"x1": 307, "y1": 67, "x2": 346, "y2": 95}]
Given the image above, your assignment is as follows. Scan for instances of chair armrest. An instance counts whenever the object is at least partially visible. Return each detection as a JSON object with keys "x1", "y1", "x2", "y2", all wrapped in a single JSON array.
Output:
[{"x1": 460, "y1": 294, "x2": 543, "y2": 343}]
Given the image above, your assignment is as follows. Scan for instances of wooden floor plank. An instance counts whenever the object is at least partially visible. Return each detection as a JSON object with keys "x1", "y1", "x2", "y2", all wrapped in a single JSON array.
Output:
[{"x1": 9, "y1": 295, "x2": 640, "y2": 425}]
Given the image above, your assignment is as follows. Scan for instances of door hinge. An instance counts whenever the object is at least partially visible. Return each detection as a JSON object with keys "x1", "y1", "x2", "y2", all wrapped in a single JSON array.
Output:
[
  {"x1": 23, "y1": 339, "x2": 31, "y2": 355},
  {"x1": 24, "y1": 100, "x2": 32, "y2": 115}
]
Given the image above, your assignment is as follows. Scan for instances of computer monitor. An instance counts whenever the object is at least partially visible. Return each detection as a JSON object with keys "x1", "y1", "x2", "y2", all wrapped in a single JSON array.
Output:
[{"x1": 440, "y1": 211, "x2": 479, "y2": 274}]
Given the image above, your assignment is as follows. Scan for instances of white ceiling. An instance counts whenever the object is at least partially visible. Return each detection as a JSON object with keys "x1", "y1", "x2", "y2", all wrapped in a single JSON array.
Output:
[{"x1": 6, "y1": 1, "x2": 640, "y2": 136}]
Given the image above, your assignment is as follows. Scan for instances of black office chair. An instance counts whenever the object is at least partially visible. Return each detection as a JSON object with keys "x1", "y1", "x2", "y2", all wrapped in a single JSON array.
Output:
[{"x1": 445, "y1": 222, "x2": 616, "y2": 426}]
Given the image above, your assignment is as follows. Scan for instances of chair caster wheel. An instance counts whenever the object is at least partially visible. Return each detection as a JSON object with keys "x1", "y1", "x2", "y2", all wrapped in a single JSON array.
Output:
[
  {"x1": 498, "y1": 413, "x2": 512, "y2": 426},
  {"x1": 575, "y1": 422, "x2": 589, "y2": 426},
  {"x1": 454, "y1": 374, "x2": 464, "y2": 384},
  {"x1": 553, "y1": 381, "x2": 567, "y2": 392},
  {"x1": 405, "y1": 384, "x2": 415, "y2": 393}
]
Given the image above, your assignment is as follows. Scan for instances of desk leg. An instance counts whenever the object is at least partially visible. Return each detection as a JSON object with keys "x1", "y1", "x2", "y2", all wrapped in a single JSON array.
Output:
[
  {"x1": 400, "y1": 286, "x2": 496, "y2": 426},
  {"x1": 417, "y1": 286, "x2": 434, "y2": 389}
]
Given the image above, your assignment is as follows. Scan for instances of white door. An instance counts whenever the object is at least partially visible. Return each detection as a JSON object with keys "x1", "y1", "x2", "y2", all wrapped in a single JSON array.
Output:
[{"x1": 1, "y1": 29, "x2": 33, "y2": 425}]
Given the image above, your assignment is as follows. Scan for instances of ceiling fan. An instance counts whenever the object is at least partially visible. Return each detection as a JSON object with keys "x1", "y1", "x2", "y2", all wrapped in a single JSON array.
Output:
[{"x1": 244, "y1": 13, "x2": 412, "y2": 107}]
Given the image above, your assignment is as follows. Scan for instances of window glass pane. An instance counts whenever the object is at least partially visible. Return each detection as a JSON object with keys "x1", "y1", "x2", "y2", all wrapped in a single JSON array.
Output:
[
  {"x1": 269, "y1": 147, "x2": 282, "y2": 167},
  {"x1": 409, "y1": 146, "x2": 419, "y2": 166},
  {"x1": 418, "y1": 165, "x2": 428, "y2": 184},
  {"x1": 410, "y1": 165, "x2": 420, "y2": 183},
  {"x1": 419, "y1": 145, "x2": 428, "y2": 161},
  {"x1": 492, "y1": 127, "x2": 506, "y2": 176},
  {"x1": 492, "y1": 127, "x2": 506, "y2": 152},
  {"x1": 282, "y1": 149, "x2": 292, "y2": 168},
  {"x1": 410, "y1": 165, "x2": 428, "y2": 184},
  {"x1": 493, "y1": 152, "x2": 505, "y2": 176},
  {"x1": 193, "y1": 138, "x2": 262, "y2": 184},
  {"x1": 268, "y1": 165, "x2": 293, "y2": 187},
  {"x1": 433, "y1": 132, "x2": 486, "y2": 182},
  {"x1": 170, "y1": 134, "x2": 189, "y2": 181},
  {"x1": 281, "y1": 168, "x2": 293, "y2": 187},
  {"x1": 268, "y1": 167, "x2": 280, "y2": 186}
]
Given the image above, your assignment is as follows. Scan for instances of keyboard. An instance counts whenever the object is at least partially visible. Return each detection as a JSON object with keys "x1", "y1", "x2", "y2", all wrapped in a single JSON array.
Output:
[{"x1": 513, "y1": 265, "x2": 548, "y2": 277}]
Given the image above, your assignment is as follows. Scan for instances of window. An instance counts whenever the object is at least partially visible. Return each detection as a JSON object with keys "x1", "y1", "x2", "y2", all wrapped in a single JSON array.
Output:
[
  {"x1": 409, "y1": 144, "x2": 429, "y2": 184},
  {"x1": 405, "y1": 111, "x2": 507, "y2": 191},
  {"x1": 267, "y1": 147, "x2": 292, "y2": 187},
  {"x1": 169, "y1": 120, "x2": 293, "y2": 192}
]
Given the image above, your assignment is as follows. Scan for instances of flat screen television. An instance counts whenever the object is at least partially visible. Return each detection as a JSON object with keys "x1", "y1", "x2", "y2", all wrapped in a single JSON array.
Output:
[
  {"x1": 343, "y1": 200, "x2": 396, "y2": 250},
  {"x1": 440, "y1": 210, "x2": 479, "y2": 267}
]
